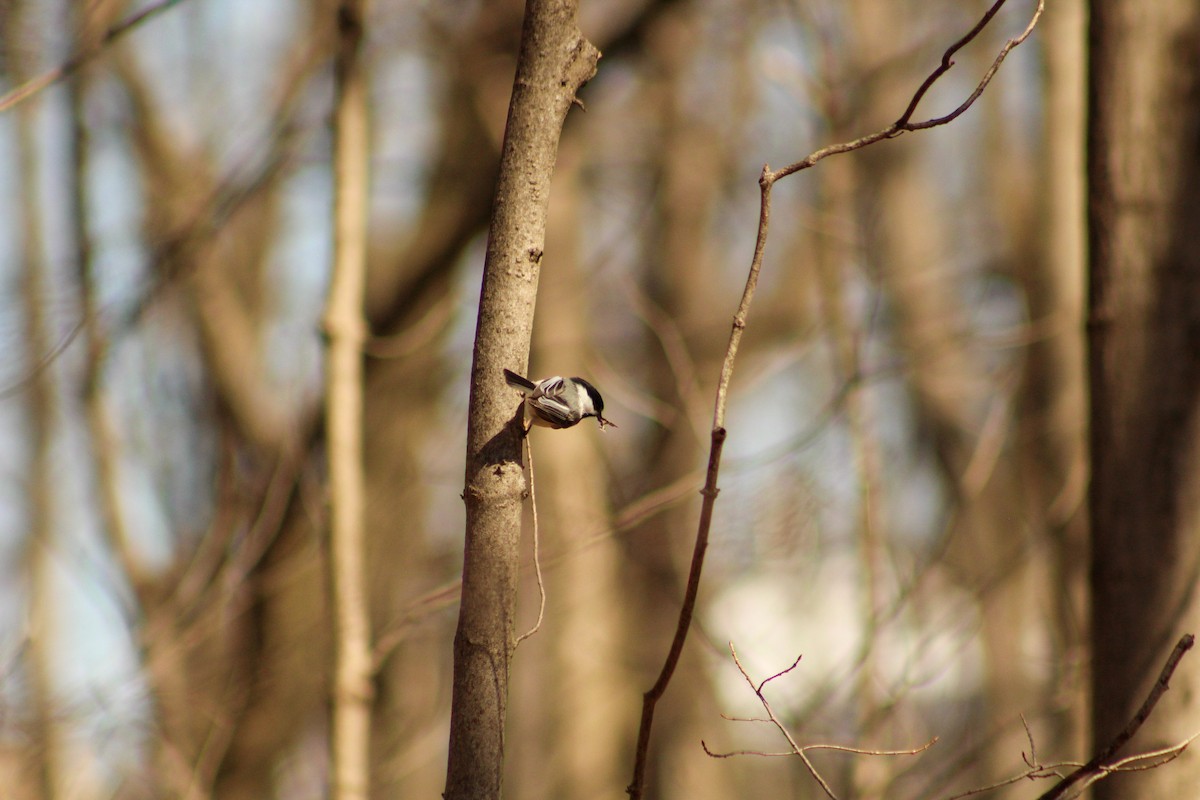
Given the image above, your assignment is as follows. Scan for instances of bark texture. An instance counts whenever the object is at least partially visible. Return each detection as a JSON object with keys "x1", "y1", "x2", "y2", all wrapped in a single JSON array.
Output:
[
  {"x1": 444, "y1": 2, "x2": 598, "y2": 797},
  {"x1": 1088, "y1": 0, "x2": 1200, "y2": 796}
]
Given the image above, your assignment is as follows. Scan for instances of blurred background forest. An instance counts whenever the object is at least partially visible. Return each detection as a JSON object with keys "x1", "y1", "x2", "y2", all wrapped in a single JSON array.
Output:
[{"x1": 0, "y1": 0, "x2": 1120, "y2": 797}]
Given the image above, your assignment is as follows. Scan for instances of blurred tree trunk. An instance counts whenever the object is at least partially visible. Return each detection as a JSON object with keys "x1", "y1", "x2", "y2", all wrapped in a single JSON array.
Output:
[
  {"x1": 361, "y1": 7, "x2": 513, "y2": 798},
  {"x1": 106, "y1": 14, "x2": 335, "y2": 798},
  {"x1": 869, "y1": 146, "x2": 1032, "y2": 792},
  {"x1": 504, "y1": 140, "x2": 634, "y2": 800},
  {"x1": 621, "y1": 7, "x2": 742, "y2": 798},
  {"x1": 8, "y1": 4, "x2": 65, "y2": 792},
  {"x1": 848, "y1": 2, "x2": 1034, "y2": 792},
  {"x1": 849, "y1": 0, "x2": 1046, "y2": 791},
  {"x1": 1087, "y1": 0, "x2": 1200, "y2": 796},
  {"x1": 810, "y1": 115, "x2": 893, "y2": 800},
  {"x1": 444, "y1": 1, "x2": 598, "y2": 796},
  {"x1": 69, "y1": 0, "x2": 147, "y2": 603},
  {"x1": 325, "y1": 0, "x2": 372, "y2": 797},
  {"x1": 1018, "y1": 0, "x2": 1088, "y2": 761}
]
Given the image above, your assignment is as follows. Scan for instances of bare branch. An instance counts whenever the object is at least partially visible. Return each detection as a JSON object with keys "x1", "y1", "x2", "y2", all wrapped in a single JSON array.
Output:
[
  {"x1": 705, "y1": 644, "x2": 937, "y2": 798},
  {"x1": 702, "y1": 742, "x2": 796, "y2": 759},
  {"x1": 938, "y1": 636, "x2": 1197, "y2": 800},
  {"x1": 757, "y1": 654, "x2": 804, "y2": 694},
  {"x1": 728, "y1": 643, "x2": 838, "y2": 799},
  {"x1": 905, "y1": 0, "x2": 1043, "y2": 131},
  {"x1": 625, "y1": 3, "x2": 1043, "y2": 796},
  {"x1": 943, "y1": 768, "x2": 1067, "y2": 800},
  {"x1": 704, "y1": 737, "x2": 939, "y2": 762},
  {"x1": 892, "y1": 0, "x2": 1010, "y2": 128},
  {"x1": 1020, "y1": 714, "x2": 1037, "y2": 768},
  {"x1": 1107, "y1": 736, "x2": 1197, "y2": 771},
  {"x1": 770, "y1": 0, "x2": 1044, "y2": 183},
  {"x1": 803, "y1": 740, "x2": 938, "y2": 757},
  {"x1": 719, "y1": 714, "x2": 774, "y2": 724},
  {"x1": 1036, "y1": 633, "x2": 1196, "y2": 799}
]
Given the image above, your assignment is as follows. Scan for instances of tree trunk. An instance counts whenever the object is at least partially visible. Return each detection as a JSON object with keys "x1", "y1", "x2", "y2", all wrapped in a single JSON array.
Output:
[
  {"x1": 8, "y1": 3, "x2": 65, "y2": 793},
  {"x1": 1088, "y1": 0, "x2": 1200, "y2": 796},
  {"x1": 444, "y1": 1, "x2": 598, "y2": 797},
  {"x1": 325, "y1": 1, "x2": 372, "y2": 797},
  {"x1": 1020, "y1": 0, "x2": 1088, "y2": 763}
]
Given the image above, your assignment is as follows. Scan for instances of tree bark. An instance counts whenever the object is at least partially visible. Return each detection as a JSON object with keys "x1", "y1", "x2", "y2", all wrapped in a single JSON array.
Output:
[
  {"x1": 444, "y1": 2, "x2": 598, "y2": 798},
  {"x1": 1088, "y1": 0, "x2": 1200, "y2": 796}
]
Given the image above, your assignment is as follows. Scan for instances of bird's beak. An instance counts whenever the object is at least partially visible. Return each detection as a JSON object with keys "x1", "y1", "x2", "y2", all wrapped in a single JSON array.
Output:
[{"x1": 597, "y1": 415, "x2": 616, "y2": 431}]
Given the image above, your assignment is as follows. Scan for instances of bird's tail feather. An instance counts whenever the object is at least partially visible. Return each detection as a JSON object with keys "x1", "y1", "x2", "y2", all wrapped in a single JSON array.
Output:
[{"x1": 503, "y1": 369, "x2": 536, "y2": 391}]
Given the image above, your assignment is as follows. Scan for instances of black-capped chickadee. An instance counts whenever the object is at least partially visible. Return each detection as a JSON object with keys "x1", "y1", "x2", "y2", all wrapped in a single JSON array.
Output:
[{"x1": 504, "y1": 369, "x2": 616, "y2": 432}]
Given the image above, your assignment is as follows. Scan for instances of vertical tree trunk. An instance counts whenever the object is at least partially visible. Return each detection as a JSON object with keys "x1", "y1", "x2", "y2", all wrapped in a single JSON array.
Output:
[
  {"x1": 1021, "y1": 0, "x2": 1088, "y2": 762},
  {"x1": 623, "y1": 9, "x2": 740, "y2": 795},
  {"x1": 325, "y1": 1, "x2": 372, "y2": 798},
  {"x1": 848, "y1": 0, "x2": 1037, "y2": 785},
  {"x1": 444, "y1": 2, "x2": 597, "y2": 797},
  {"x1": 7, "y1": 4, "x2": 65, "y2": 795},
  {"x1": 1088, "y1": 0, "x2": 1200, "y2": 796}
]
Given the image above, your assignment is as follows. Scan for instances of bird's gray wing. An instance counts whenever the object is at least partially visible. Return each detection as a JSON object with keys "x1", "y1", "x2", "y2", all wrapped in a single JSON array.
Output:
[
  {"x1": 529, "y1": 378, "x2": 575, "y2": 427},
  {"x1": 529, "y1": 397, "x2": 574, "y2": 427}
]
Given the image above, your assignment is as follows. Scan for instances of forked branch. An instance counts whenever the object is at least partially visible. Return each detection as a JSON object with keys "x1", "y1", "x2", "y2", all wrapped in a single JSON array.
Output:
[
  {"x1": 626, "y1": 2, "x2": 1044, "y2": 797},
  {"x1": 700, "y1": 644, "x2": 935, "y2": 800},
  {"x1": 1036, "y1": 633, "x2": 1196, "y2": 800}
]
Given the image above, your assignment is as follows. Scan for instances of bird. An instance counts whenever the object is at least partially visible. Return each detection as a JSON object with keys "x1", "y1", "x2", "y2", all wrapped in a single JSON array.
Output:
[{"x1": 503, "y1": 368, "x2": 615, "y2": 432}]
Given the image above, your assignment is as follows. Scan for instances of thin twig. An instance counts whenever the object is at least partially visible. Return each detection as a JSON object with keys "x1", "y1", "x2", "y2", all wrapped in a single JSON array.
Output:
[
  {"x1": 892, "y1": 0, "x2": 1008, "y2": 128},
  {"x1": 942, "y1": 637, "x2": 1198, "y2": 800},
  {"x1": 624, "y1": 2, "x2": 1043, "y2": 796},
  {"x1": 1107, "y1": 735, "x2": 1197, "y2": 771},
  {"x1": 703, "y1": 740, "x2": 939, "y2": 760},
  {"x1": 729, "y1": 643, "x2": 838, "y2": 799},
  {"x1": 803, "y1": 740, "x2": 938, "y2": 757},
  {"x1": 1020, "y1": 714, "x2": 1036, "y2": 768},
  {"x1": 942, "y1": 768, "x2": 1068, "y2": 800},
  {"x1": 719, "y1": 713, "x2": 774, "y2": 723},
  {"x1": 769, "y1": 0, "x2": 1044, "y2": 184},
  {"x1": 1036, "y1": 633, "x2": 1196, "y2": 800},
  {"x1": 941, "y1": 735, "x2": 1199, "y2": 800},
  {"x1": 515, "y1": 437, "x2": 546, "y2": 647},
  {"x1": 626, "y1": 426, "x2": 727, "y2": 798},
  {"x1": 709, "y1": 645, "x2": 940, "y2": 794},
  {"x1": 757, "y1": 654, "x2": 804, "y2": 693},
  {"x1": 702, "y1": 743, "x2": 795, "y2": 759}
]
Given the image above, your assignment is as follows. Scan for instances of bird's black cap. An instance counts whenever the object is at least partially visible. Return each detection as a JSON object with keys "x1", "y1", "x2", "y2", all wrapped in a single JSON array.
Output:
[
  {"x1": 571, "y1": 377, "x2": 604, "y2": 415},
  {"x1": 572, "y1": 377, "x2": 616, "y2": 429}
]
